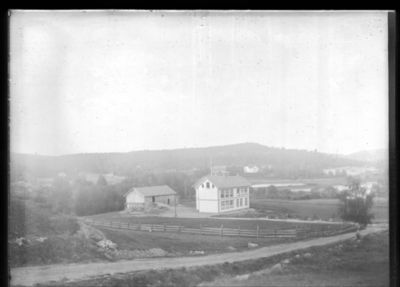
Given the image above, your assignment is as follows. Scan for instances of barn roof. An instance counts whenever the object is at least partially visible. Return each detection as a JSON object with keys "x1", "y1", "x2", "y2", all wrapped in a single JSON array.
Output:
[
  {"x1": 193, "y1": 175, "x2": 251, "y2": 189},
  {"x1": 125, "y1": 185, "x2": 177, "y2": 197}
]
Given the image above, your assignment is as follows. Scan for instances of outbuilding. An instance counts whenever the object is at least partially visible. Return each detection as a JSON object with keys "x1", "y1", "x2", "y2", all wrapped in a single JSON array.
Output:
[{"x1": 125, "y1": 185, "x2": 177, "y2": 210}]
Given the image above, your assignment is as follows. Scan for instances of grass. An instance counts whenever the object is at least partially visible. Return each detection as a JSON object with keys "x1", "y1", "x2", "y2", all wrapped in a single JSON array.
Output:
[
  {"x1": 250, "y1": 198, "x2": 388, "y2": 221},
  {"x1": 202, "y1": 230, "x2": 389, "y2": 287},
  {"x1": 8, "y1": 197, "x2": 105, "y2": 267},
  {"x1": 34, "y1": 230, "x2": 389, "y2": 287},
  {"x1": 86, "y1": 212, "x2": 345, "y2": 230},
  {"x1": 98, "y1": 226, "x2": 295, "y2": 255},
  {"x1": 247, "y1": 177, "x2": 348, "y2": 186}
]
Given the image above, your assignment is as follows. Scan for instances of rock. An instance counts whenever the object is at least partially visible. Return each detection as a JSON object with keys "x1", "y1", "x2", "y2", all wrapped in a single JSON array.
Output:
[
  {"x1": 303, "y1": 252, "x2": 312, "y2": 258},
  {"x1": 97, "y1": 239, "x2": 117, "y2": 250},
  {"x1": 236, "y1": 274, "x2": 250, "y2": 280},
  {"x1": 227, "y1": 246, "x2": 237, "y2": 251},
  {"x1": 190, "y1": 250, "x2": 205, "y2": 255},
  {"x1": 270, "y1": 263, "x2": 283, "y2": 274},
  {"x1": 295, "y1": 254, "x2": 301, "y2": 259},
  {"x1": 36, "y1": 237, "x2": 47, "y2": 243},
  {"x1": 104, "y1": 252, "x2": 114, "y2": 260},
  {"x1": 281, "y1": 258, "x2": 291, "y2": 265},
  {"x1": 248, "y1": 242, "x2": 258, "y2": 248}
]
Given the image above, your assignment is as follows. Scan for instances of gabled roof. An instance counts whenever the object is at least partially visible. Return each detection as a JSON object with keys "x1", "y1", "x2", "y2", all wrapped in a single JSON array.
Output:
[
  {"x1": 193, "y1": 175, "x2": 251, "y2": 189},
  {"x1": 125, "y1": 185, "x2": 177, "y2": 197}
]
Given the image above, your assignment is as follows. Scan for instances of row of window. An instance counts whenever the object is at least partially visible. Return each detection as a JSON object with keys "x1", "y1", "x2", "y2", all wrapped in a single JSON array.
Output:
[
  {"x1": 221, "y1": 200, "x2": 234, "y2": 210},
  {"x1": 220, "y1": 197, "x2": 249, "y2": 210},
  {"x1": 220, "y1": 187, "x2": 249, "y2": 198},
  {"x1": 201, "y1": 182, "x2": 215, "y2": 189}
]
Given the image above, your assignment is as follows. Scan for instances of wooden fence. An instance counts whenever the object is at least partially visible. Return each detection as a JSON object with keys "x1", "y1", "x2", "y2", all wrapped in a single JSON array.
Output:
[
  {"x1": 83, "y1": 219, "x2": 358, "y2": 239},
  {"x1": 83, "y1": 219, "x2": 297, "y2": 238}
]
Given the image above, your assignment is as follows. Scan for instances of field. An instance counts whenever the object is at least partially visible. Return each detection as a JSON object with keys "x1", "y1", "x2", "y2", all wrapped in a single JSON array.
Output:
[
  {"x1": 37, "y1": 230, "x2": 389, "y2": 287},
  {"x1": 250, "y1": 198, "x2": 388, "y2": 221},
  {"x1": 86, "y1": 212, "x2": 346, "y2": 231},
  {"x1": 248, "y1": 177, "x2": 348, "y2": 186},
  {"x1": 97, "y1": 227, "x2": 296, "y2": 255},
  {"x1": 202, "y1": 230, "x2": 389, "y2": 287}
]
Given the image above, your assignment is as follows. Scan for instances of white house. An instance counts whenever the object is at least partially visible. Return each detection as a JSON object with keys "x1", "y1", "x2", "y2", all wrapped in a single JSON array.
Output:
[
  {"x1": 124, "y1": 185, "x2": 177, "y2": 210},
  {"x1": 193, "y1": 175, "x2": 251, "y2": 213},
  {"x1": 244, "y1": 165, "x2": 260, "y2": 173}
]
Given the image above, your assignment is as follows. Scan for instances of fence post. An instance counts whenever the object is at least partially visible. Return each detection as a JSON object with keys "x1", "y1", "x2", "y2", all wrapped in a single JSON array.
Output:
[
  {"x1": 164, "y1": 224, "x2": 166, "y2": 232},
  {"x1": 178, "y1": 225, "x2": 181, "y2": 233},
  {"x1": 238, "y1": 226, "x2": 241, "y2": 237},
  {"x1": 274, "y1": 229, "x2": 277, "y2": 237},
  {"x1": 200, "y1": 224, "x2": 203, "y2": 235},
  {"x1": 138, "y1": 222, "x2": 141, "y2": 231},
  {"x1": 221, "y1": 224, "x2": 224, "y2": 237},
  {"x1": 257, "y1": 225, "x2": 259, "y2": 239},
  {"x1": 150, "y1": 224, "x2": 153, "y2": 232}
]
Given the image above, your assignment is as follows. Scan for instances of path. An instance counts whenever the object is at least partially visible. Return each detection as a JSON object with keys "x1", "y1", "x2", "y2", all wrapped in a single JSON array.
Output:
[{"x1": 10, "y1": 224, "x2": 387, "y2": 286}]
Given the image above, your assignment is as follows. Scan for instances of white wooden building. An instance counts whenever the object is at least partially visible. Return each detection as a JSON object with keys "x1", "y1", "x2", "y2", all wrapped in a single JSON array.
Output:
[
  {"x1": 193, "y1": 175, "x2": 251, "y2": 213},
  {"x1": 124, "y1": 185, "x2": 177, "y2": 210}
]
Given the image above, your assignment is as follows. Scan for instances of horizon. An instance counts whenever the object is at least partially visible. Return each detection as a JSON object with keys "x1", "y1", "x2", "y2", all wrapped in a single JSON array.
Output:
[
  {"x1": 10, "y1": 11, "x2": 388, "y2": 156},
  {"x1": 10, "y1": 141, "x2": 387, "y2": 157}
]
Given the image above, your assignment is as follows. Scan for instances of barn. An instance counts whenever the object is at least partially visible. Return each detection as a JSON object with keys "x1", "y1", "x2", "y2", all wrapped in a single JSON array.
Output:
[
  {"x1": 125, "y1": 185, "x2": 177, "y2": 210},
  {"x1": 193, "y1": 175, "x2": 251, "y2": 213}
]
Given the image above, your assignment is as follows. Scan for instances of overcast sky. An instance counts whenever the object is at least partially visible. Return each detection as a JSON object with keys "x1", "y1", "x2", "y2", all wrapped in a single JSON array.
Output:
[{"x1": 10, "y1": 11, "x2": 388, "y2": 156}]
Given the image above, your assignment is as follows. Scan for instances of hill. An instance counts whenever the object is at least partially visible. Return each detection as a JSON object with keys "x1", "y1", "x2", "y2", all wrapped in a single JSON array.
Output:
[
  {"x1": 345, "y1": 149, "x2": 388, "y2": 165},
  {"x1": 11, "y1": 143, "x2": 364, "y2": 178}
]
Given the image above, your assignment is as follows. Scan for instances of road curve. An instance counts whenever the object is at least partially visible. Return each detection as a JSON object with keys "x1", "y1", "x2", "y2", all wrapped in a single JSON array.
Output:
[{"x1": 10, "y1": 224, "x2": 386, "y2": 286}]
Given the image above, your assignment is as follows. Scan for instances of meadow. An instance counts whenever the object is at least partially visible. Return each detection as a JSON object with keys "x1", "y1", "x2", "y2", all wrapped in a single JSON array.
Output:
[
  {"x1": 86, "y1": 212, "x2": 343, "y2": 231},
  {"x1": 250, "y1": 197, "x2": 388, "y2": 221},
  {"x1": 35, "y1": 230, "x2": 389, "y2": 287}
]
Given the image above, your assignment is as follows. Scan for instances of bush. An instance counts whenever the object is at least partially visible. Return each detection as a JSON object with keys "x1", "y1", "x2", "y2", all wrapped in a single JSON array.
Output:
[{"x1": 338, "y1": 178, "x2": 374, "y2": 225}]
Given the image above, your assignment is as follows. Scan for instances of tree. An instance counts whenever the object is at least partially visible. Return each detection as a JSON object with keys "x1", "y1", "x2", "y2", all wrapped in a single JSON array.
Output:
[
  {"x1": 97, "y1": 175, "x2": 108, "y2": 186},
  {"x1": 338, "y1": 178, "x2": 374, "y2": 226},
  {"x1": 50, "y1": 176, "x2": 73, "y2": 214}
]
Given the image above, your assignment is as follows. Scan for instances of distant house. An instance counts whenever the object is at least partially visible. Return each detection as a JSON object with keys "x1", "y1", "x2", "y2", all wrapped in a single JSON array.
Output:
[
  {"x1": 193, "y1": 175, "x2": 251, "y2": 213},
  {"x1": 124, "y1": 185, "x2": 177, "y2": 210},
  {"x1": 243, "y1": 166, "x2": 260, "y2": 174}
]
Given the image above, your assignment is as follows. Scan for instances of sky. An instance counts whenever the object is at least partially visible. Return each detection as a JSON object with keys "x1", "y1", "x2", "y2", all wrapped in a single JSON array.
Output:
[{"x1": 10, "y1": 11, "x2": 389, "y2": 156}]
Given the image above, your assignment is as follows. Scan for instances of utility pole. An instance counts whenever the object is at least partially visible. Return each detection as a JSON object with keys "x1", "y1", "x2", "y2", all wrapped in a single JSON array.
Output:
[{"x1": 174, "y1": 194, "x2": 177, "y2": 218}]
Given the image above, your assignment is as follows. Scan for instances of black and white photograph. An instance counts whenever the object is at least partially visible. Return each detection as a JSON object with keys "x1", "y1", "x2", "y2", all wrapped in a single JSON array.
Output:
[{"x1": 9, "y1": 10, "x2": 391, "y2": 286}]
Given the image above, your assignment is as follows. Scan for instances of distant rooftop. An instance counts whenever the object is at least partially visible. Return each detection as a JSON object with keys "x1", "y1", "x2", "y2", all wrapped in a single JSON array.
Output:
[
  {"x1": 127, "y1": 185, "x2": 177, "y2": 197},
  {"x1": 194, "y1": 175, "x2": 251, "y2": 189}
]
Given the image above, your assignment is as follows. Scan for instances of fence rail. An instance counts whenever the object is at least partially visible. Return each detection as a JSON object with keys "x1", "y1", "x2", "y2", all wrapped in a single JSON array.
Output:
[
  {"x1": 83, "y1": 219, "x2": 357, "y2": 239},
  {"x1": 83, "y1": 219, "x2": 299, "y2": 238}
]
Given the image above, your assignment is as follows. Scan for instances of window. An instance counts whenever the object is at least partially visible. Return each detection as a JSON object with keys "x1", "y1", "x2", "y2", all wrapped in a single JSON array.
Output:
[
  {"x1": 201, "y1": 184, "x2": 204, "y2": 188},
  {"x1": 236, "y1": 189, "x2": 240, "y2": 196},
  {"x1": 206, "y1": 182, "x2": 210, "y2": 188},
  {"x1": 245, "y1": 198, "x2": 248, "y2": 206},
  {"x1": 230, "y1": 190, "x2": 233, "y2": 197},
  {"x1": 236, "y1": 199, "x2": 239, "y2": 207},
  {"x1": 240, "y1": 198, "x2": 243, "y2": 206},
  {"x1": 221, "y1": 190, "x2": 225, "y2": 198}
]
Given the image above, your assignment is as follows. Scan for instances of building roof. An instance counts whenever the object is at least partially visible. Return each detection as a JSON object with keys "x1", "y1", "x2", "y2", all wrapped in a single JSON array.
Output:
[
  {"x1": 193, "y1": 175, "x2": 251, "y2": 189},
  {"x1": 125, "y1": 185, "x2": 177, "y2": 197}
]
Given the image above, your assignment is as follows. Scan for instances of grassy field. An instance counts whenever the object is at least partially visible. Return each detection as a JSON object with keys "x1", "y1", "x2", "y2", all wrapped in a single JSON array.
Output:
[
  {"x1": 98, "y1": 227, "x2": 296, "y2": 255},
  {"x1": 38, "y1": 230, "x2": 389, "y2": 287},
  {"x1": 248, "y1": 177, "x2": 349, "y2": 186},
  {"x1": 202, "y1": 230, "x2": 389, "y2": 287},
  {"x1": 250, "y1": 198, "x2": 388, "y2": 221},
  {"x1": 86, "y1": 212, "x2": 346, "y2": 232}
]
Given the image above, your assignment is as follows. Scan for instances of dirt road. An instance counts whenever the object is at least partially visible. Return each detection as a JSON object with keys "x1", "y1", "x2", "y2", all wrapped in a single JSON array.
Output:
[{"x1": 10, "y1": 224, "x2": 387, "y2": 286}]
